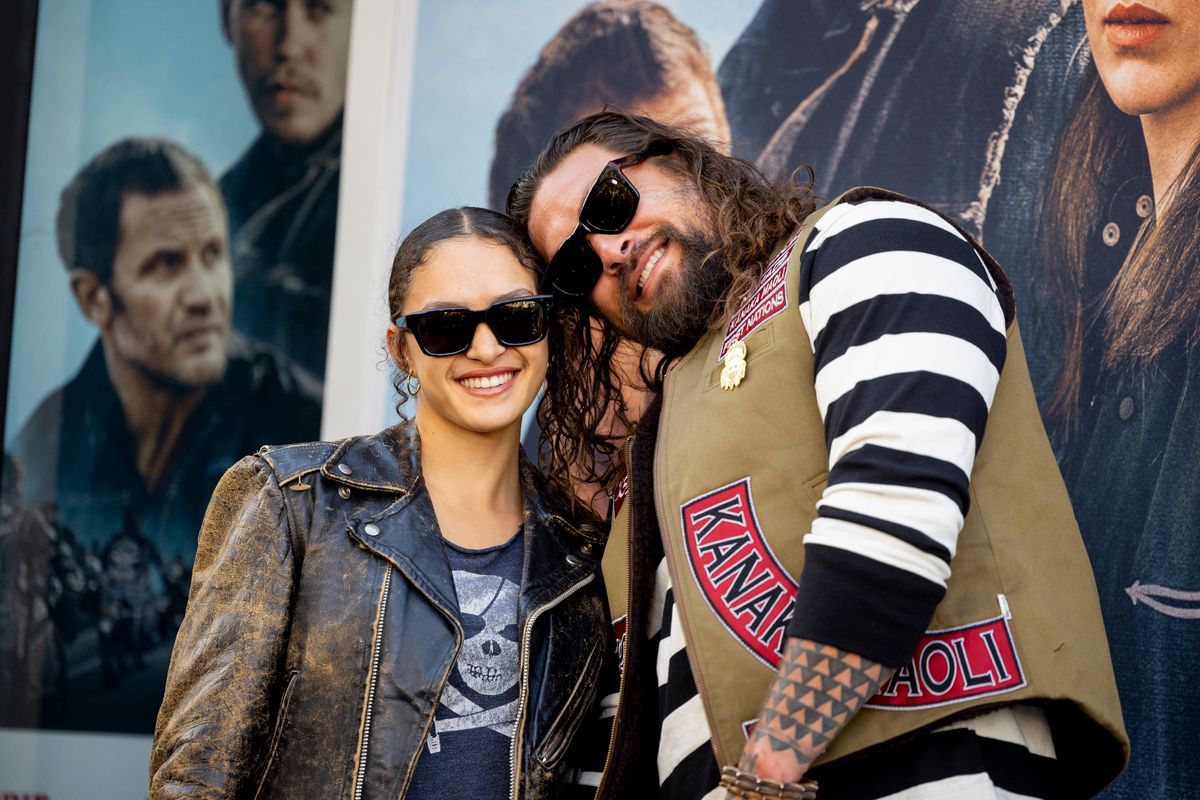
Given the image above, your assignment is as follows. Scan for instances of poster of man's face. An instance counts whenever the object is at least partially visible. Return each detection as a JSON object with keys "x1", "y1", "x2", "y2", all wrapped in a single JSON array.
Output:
[
  {"x1": 218, "y1": 0, "x2": 354, "y2": 379},
  {"x1": 222, "y1": 0, "x2": 353, "y2": 146},
  {"x1": 77, "y1": 181, "x2": 232, "y2": 389}
]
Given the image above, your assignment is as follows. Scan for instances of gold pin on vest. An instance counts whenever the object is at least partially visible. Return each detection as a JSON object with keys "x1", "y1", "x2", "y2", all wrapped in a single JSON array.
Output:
[{"x1": 720, "y1": 340, "x2": 748, "y2": 390}]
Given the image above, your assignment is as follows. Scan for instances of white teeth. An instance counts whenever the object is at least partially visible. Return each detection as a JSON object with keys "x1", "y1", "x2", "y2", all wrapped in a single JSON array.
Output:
[
  {"x1": 460, "y1": 372, "x2": 515, "y2": 390},
  {"x1": 638, "y1": 245, "x2": 665, "y2": 291}
]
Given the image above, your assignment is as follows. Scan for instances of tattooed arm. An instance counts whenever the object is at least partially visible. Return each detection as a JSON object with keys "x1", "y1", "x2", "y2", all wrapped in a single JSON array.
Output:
[
  {"x1": 732, "y1": 201, "x2": 1008, "y2": 785},
  {"x1": 736, "y1": 638, "x2": 894, "y2": 783}
]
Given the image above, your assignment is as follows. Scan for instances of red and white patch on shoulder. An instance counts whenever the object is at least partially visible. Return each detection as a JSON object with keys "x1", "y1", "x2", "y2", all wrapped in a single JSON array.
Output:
[
  {"x1": 718, "y1": 236, "x2": 799, "y2": 361},
  {"x1": 611, "y1": 471, "x2": 630, "y2": 517},
  {"x1": 866, "y1": 615, "x2": 1027, "y2": 710},
  {"x1": 681, "y1": 478, "x2": 797, "y2": 668},
  {"x1": 612, "y1": 614, "x2": 628, "y2": 673}
]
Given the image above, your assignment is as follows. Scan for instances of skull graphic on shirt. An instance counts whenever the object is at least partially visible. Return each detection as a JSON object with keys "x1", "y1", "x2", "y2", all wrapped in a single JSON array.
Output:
[{"x1": 453, "y1": 570, "x2": 520, "y2": 695}]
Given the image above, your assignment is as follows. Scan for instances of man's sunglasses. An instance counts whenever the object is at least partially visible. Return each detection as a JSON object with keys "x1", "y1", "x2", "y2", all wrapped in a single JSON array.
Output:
[
  {"x1": 395, "y1": 295, "x2": 555, "y2": 357},
  {"x1": 546, "y1": 141, "x2": 673, "y2": 297}
]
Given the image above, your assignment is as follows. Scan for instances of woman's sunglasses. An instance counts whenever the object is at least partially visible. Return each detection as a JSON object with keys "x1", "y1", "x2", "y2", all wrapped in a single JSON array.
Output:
[
  {"x1": 395, "y1": 295, "x2": 555, "y2": 357},
  {"x1": 546, "y1": 141, "x2": 673, "y2": 297}
]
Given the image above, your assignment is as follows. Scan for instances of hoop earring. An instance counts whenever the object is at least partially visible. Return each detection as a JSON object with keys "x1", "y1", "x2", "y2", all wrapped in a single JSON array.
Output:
[{"x1": 406, "y1": 374, "x2": 421, "y2": 396}]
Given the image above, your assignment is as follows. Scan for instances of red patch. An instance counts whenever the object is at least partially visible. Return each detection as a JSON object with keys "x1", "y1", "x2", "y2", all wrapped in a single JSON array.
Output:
[
  {"x1": 611, "y1": 472, "x2": 630, "y2": 517},
  {"x1": 681, "y1": 478, "x2": 797, "y2": 668},
  {"x1": 612, "y1": 614, "x2": 628, "y2": 673},
  {"x1": 866, "y1": 616, "x2": 1027, "y2": 710},
  {"x1": 741, "y1": 718, "x2": 758, "y2": 739},
  {"x1": 719, "y1": 236, "x2": 798, "y2": 360}
]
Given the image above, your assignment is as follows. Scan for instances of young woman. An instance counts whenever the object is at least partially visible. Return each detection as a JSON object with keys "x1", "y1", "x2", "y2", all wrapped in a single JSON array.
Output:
[
  {"x1": 1033, "y1": 1, "x2": 1200, "y2": 796},
  {"x1": 149, "y1": 207, "x2": 607, "y2": 799}
]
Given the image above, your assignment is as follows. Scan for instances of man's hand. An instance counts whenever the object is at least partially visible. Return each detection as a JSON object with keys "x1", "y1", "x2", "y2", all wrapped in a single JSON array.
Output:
[{"x1": 735, "y1": 637, "x2": 894, "y2": 784}]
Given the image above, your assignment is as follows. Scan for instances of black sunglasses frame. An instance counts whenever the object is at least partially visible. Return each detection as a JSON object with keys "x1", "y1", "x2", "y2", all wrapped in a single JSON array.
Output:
[
  {"x1": 546, "y1": 141, "x2": 673, "y2": 298},
  {"x1": 395, "y1": 295, "x2": 555, "y2": 357}
]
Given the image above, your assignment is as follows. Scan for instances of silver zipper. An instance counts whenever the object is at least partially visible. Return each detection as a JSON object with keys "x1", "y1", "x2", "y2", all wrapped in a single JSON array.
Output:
[
  {"x1": 509, "y1": 573, "x2": 597, "y2": 800},
  {"x1": 352, "y1": 566, "x2": 392, "y2": 800}
]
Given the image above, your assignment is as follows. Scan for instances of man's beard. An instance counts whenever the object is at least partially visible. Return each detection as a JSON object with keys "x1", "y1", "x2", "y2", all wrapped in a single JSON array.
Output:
[{"x1": 616, "y1": 225, "x2": 731, "y2": 358}]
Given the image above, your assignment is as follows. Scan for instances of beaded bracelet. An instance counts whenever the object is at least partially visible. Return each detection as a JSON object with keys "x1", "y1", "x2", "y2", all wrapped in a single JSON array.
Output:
[{"x1": 718, "y1": 766, "x2": 819, "y2": 799}]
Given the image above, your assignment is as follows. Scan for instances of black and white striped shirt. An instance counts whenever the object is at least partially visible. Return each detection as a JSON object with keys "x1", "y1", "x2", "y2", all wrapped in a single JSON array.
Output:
[
  {"x1": 786, "y1": 198, "x2": 1007, "y2": 664},
  {"x1": 581, "y1": 199, "x2": 1040, "y2": 799}
]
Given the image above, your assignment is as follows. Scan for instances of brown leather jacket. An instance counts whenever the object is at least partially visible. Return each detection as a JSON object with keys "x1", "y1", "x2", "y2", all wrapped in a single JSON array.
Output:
[{"x1": 149, "y1": 423, "x2": 607, "y2": 799}]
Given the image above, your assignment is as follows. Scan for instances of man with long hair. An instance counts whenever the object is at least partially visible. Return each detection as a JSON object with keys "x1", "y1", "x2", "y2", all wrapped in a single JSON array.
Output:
[
  {"x1": 492, "y1": 0, "x2": 731, "y2": 500},
  {"x1": 509, "y1": 110, "x2": 1127, "y2": 799}
]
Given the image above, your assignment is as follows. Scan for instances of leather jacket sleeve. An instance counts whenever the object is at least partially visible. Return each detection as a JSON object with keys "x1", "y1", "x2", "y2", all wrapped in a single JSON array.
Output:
[{"x1": 149, "y1": 455, "x2": 297, "y2": 798}]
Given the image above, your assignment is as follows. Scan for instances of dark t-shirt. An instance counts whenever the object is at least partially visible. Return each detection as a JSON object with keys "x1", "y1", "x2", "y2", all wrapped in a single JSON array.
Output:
[{"x1": 407, "y1": 528, "x2": 524, "y2": 800}]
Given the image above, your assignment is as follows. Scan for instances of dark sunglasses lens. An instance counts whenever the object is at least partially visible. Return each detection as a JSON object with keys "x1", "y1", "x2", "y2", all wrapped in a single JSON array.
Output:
[
  {"x1": 489, "y1": 299, "x2": 549, "y2": 346},
  {"x1": 549, "y1": 233, "x2": 602, "y2": 297},
  {"x1": 414, "y1": 310, "x2": 473, "y2": 355},
  {"x1": 581, "y1": 166, "x2": 638, "y2": 232}
]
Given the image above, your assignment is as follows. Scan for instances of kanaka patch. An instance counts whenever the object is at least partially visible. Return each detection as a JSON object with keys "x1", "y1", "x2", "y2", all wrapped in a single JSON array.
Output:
[
  {"x1": 719, "y1": 235, "x2": 798, "y2": 360},
  {"x1": 866, "y1": 615, "x2": 1026, "y2": 710},
  {"x1": 681, "y1": 478, "x2": 797, "y2": 669}
]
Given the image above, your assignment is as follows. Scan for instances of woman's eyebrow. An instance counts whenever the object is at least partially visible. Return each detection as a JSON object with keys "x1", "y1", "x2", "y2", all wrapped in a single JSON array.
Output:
[{"x1": 417, "y1": 288, "x2": 536, "y2": 312}]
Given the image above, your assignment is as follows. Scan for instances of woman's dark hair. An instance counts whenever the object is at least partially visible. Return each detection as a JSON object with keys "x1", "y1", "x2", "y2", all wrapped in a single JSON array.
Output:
[
  {"x1": 508, "y1": 110, "x2": 818, "y2": 508},
  {"x1": 388, "y1": 207, "x2": 545, "y2": 417},
  {"x1": 1041, "y1": 70, "x2": 1200, "y2": 440}
]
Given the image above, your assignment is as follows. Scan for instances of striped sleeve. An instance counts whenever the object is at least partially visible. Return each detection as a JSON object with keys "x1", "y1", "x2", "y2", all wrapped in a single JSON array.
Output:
[{"x1": 784, "y1": 199, "x2": 1008, "y2": 667}]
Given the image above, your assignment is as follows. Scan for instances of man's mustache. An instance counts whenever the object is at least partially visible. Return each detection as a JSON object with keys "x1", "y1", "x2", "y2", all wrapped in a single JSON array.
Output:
[{"x1": 258, "y1": 69, "x2": 319, "y2": 98}]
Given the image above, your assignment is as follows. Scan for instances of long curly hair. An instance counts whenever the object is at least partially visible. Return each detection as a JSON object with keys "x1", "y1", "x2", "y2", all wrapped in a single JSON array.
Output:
[{"x1": 507, "y1": 110, "x2": 819, "y2": 509}]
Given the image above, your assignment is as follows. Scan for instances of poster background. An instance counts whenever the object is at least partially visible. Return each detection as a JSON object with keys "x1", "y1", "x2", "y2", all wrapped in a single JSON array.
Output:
[
  {"x1": 2, "y1": 1, "x2": 322, "y2": 796},
  {"x1": 3, "y1": 0, "x2": 256, "y2": 444},
  {"x1": 398, "y1": 0, "x2": 753, "y2": 233},
  {"x1": 3, "y1": 0, "x2": 1197, "y2": 798}
]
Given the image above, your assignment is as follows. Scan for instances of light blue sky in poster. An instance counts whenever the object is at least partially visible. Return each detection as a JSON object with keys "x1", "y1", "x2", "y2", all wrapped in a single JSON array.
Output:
[
  {"x1": 399, "y1": 0, "x2": 758, "y2": 234},
  {"x1": 5, "y1": 0, "x2": 257, "y2": 445}
]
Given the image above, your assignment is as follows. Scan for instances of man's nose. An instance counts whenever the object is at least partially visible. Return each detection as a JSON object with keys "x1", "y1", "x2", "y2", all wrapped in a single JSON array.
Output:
[
  {"x1": 278, "y1": 1, "x2": 317, "y2": 60},
  {"x1": 589, "y1": 230, "x2": 636, "y2": 276},
  {"x1": 181, "y1": 261, "x2": 226, "y2": 313}
]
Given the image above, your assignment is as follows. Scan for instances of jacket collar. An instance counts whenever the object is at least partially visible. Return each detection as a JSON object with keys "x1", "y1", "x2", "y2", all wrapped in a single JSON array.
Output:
[
  {"x1": 321, "y1": 424, "x2": 605, "y2": 545},
  {"x1": 319, "y1": 423, "x2": 420, "y2": 494},
  {"x1": 338, "y1": 422, "x2": 606, "y2": 618}
]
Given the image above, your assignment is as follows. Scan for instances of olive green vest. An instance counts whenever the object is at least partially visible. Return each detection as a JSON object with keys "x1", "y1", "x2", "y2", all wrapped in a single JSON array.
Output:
[{"x1": 603, "y1": 189, "x2": 1128, "y2": 794}]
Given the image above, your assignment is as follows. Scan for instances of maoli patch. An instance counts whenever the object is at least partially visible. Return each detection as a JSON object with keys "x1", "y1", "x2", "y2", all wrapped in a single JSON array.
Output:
[{"x1": 866, "y1": 615, "x2": 1027, "y2": 710}]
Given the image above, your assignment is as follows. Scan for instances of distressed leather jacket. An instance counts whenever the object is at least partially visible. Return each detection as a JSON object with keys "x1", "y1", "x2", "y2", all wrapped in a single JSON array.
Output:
[{"x1": 149, "y1": 423, "x2": 608, "y2": 799}]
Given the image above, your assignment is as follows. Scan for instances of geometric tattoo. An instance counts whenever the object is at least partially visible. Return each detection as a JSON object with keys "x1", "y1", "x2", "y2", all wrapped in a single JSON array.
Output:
[{"x1": 737, "y1": 638, "x2": 895, "y2": 781}]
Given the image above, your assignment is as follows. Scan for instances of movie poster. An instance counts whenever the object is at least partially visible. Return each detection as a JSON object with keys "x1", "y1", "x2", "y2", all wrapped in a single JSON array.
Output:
[
  {"x1": 3, "y1": 0, "x2": 1196, "y2": 797},
  {"x1": 1, "y1": 0, "x2": 346, "y2": 794}
]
